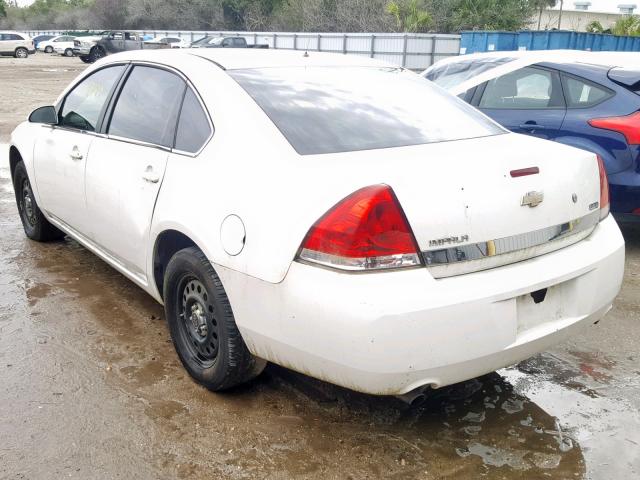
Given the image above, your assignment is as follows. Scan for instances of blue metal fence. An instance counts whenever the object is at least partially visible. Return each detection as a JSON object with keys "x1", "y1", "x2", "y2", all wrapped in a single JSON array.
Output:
[{"x1": 461, "y1": 30, "x2": 640, "y2": 54}]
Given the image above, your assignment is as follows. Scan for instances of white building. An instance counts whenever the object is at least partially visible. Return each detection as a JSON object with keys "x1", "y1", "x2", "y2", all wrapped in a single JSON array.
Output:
[{"x1": 532, "y1": 2, "x2": 637, "y2": 31}]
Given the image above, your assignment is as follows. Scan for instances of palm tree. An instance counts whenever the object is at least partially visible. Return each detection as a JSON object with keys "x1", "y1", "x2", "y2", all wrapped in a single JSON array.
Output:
[
  {"x1": 386, "y1": 0, "x2": 432, "y2": 32},
  {"x1": 532, "y1": 0, "x2": 557, "y2": 30}
]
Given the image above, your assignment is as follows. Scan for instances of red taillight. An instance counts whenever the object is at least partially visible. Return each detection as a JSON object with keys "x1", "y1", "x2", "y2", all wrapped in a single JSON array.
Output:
[
  {"x1": 588, "y1": 111, "x2": 640, "y2": 145},
  {"x1": 298, "y1": 185, "x2": 422, "y2": 271},
  {"x1": 597, "y1": 155, "x2": 610, "y2": 220}
]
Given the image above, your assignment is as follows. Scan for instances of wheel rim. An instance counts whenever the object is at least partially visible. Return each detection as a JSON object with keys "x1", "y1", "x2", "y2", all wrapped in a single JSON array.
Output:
[
  {"x1": 16, "y1": 49, "x2": 27, "y2": 58},
  {"x1": 46, "y1": 47, "x2": 52, "y2": 53},
  {"x1": 93, "y1": 49, "x2": 104, "y2": 59},
  {"x1": 177, "y1": 276, "x2": 219, "y2": 367},
  {"x1": 21, "y1": 178, "x2": 37, "y2": 227}
]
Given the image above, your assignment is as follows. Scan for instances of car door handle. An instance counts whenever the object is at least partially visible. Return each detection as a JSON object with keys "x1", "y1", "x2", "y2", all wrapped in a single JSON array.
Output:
[
  {"x1": 69, "y1": 146, "x2": 83, "y2": 161},
  {"x1": 142, "y1": 166, "x2": 160, "y2": 184},
  {"x1": 518, "y1": 123, "x2": 547, "y2": 130}
]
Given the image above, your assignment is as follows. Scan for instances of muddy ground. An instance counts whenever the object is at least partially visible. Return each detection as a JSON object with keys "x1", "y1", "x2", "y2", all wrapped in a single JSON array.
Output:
[{"x1": 1, "y1": 54, "x2": 639, "y2": 479}]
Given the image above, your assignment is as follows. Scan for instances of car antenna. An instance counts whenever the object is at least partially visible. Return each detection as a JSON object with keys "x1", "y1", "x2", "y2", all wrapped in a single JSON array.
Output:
[{"x1": 303, "y1": 34, "x2": 310, "y2": 57}]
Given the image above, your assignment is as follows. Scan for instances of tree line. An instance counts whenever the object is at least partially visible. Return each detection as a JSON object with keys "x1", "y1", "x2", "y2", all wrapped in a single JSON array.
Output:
[{"x1": 0, "y1": 0, "x2": 559, "y2": 33}]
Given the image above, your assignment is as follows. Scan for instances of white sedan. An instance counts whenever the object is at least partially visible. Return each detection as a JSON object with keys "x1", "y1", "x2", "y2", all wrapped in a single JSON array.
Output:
[
  {"x1": 38, "y1": 34, "x2": 75, "y2": 55},
  {"x1": 145, "y1": 36, "x2": 190, "y2": 48},
  {"x1": 9, "y1": 49, "x2": 624, "y2": 402}
]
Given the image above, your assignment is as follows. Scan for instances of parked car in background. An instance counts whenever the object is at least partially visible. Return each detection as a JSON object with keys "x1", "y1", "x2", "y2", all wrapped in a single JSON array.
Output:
[
  {"x1": 73, "y1": 31, "x2": 168, "y2": 63},
  {"x1": 424, "y1": 50, "x2": 640, "y2": 222},
  {"x1": 32, "y1": 34, "x2": 54, "y2": 50},
  {"x1": 146, "y1": 36, "x2": 190, "y2": 48},
  {"x1": 0, "y1": 31, "x2": 35, "y2": 58},
  {"x1": 9, "y1": 49, "x2": 623, "y2": 402},
  {"x1": 38, "y1": 35, "x2": 75, "y2": 54},
  {"x1": 191, "y1": 36, "x2": 268, "y2": 49}
]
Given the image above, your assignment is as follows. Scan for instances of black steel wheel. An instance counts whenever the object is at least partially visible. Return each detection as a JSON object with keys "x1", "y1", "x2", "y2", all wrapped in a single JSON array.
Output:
[
  {"x1": 13, "y1": 161, "x2": 64, "y2": 242},
  {"x1": 164, "y1": 247, "x2": 266, "y2": 391},
  {"x1": 177, "y1": 277, "x2": 220, "y2": 367}
]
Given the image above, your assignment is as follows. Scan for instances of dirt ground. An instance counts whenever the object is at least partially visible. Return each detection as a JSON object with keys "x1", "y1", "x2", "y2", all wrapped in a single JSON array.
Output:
[{"x1": 1, "y1": 54, "x2": 639, "y2": 480}]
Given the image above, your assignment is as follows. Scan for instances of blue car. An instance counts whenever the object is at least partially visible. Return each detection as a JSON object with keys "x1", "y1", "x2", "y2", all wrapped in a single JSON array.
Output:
[{"x1": 424, "y1": 51, "x2": 640, "y2": 222}]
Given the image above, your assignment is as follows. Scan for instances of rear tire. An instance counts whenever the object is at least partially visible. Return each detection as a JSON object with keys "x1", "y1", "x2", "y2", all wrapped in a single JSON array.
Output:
[
  {"x1": 45, "y1": 46, "x2": 53, "y2": 53},
  {"x1": 13, "y1": 161, "x2": 64, "y2": 242},
  {"x1": 14, "y1": 47, "x2": 28, "y2": 59},
  {"x1": 164, "y1": 247, "x2": 266, "y2": 391}
]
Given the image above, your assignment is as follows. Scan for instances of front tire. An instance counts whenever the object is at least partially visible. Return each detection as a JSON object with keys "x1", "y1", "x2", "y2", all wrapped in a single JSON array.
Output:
[
  {"x1": 79, "y1": 55, "x2": 92, "y2": 63},
  {"x1": 64, "y1": 48, "x2": 73, "y2": 57},
  {"x1": 164, "y1": 247, "x2": 265, "y2": 391},
  {"x1": 88, "y1": 47, "x2": 105, "y2": 63},
  {"x1": 13, "y1": 161, "x2": 64, "y2": 241},
  {"x1": 45, "y1": 46, "x2": 53, "y2": 53},
  {"x1": 14, "y1": 47, "x2": 28, "y2": 58}
]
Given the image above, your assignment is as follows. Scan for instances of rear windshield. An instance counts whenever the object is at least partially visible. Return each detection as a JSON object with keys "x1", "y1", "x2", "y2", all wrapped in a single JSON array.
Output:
[
  {"x1": 229, "y1": 67, "x2": 504, "y2": 155},
  {"x1": 426, "y1": 57, "x2": 515, "y2": 89}
]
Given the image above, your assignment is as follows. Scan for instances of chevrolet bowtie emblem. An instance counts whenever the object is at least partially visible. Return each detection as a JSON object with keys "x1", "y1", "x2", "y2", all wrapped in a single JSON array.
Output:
[{"x1": 521, "y1": 191, "x2": 544, "y2": 208}]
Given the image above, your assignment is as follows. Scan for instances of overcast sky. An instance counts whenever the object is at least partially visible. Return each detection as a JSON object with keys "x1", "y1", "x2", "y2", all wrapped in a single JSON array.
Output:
[{"x1": 12, "y1": 0, "x2": 637, "y2": 13}]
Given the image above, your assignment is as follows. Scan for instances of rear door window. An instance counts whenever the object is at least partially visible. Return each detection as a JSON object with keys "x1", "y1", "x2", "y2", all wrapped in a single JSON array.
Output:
[
  {"x1": 174, "y1": 88, "x2": 212, "y2": 154},
  {"x1": 59, "y1": 65, "x2": 126, "y2": 132},
  {"x1": 108, "y1": 66, "x2": 186, "y2": 147},
  {"x1": 479, "y1": 67, "x2": 564, "y2": 109},
  {"x1": 562, "y1": 74, "x2": 613, "y2": 108}
]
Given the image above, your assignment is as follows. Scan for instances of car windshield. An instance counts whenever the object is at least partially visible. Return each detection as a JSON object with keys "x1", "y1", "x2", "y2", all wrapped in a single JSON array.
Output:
[
  {"x1": 426, "y1": 57, "x2": 515, "y2": 89},
  {"x1": 230, "y1": 66, "x2": 505, "y2": 155},
  {"x1": 208, "y1": 37, "x2": 225, "y2": 45}
]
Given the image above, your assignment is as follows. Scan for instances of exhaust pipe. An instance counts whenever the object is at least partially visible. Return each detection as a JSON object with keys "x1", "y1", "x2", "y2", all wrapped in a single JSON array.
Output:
[{"x1": 395, "y1": 386, "x2": 429, "y2": 407}]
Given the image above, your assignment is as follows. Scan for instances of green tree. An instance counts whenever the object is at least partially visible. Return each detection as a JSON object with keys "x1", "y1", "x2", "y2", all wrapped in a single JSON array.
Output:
[
  {"x1": 0, "y1": 1, "x2": 6, "y2": 19},
  {"x1": 530, "y1": 0, "x2": 556, "y2": 30},
  {"x1": 612, "y1": 15, "x2": 640, "y2": 36},
  {"x1": 386, "y1": 0, "x2": 432, "y2": 32},
  {"x1": 445, "y1": 0, "x2": 537, "y2": 32},
  {"x1": 585, "y1": 20, "x2": 604, "y2": 33}
]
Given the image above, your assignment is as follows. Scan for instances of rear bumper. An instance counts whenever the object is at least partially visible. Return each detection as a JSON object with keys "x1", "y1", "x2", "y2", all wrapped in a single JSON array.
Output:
[
  {"x1": 610, "y1": 183, "x2": 640, "y2": 219},
  {"x1": 216, "y1": 216, "x2": 625, "y2": 395}
]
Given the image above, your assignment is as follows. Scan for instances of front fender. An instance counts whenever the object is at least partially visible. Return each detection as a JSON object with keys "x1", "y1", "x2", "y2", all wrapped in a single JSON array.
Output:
[{"x1": 9, "y1": 122, "x2": 41, "y2": 203}]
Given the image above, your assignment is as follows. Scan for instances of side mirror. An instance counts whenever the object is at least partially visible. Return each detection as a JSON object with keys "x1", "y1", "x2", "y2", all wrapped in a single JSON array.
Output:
[{"x1": 29, "y1": 106, "x2": 57, "y2": 125}]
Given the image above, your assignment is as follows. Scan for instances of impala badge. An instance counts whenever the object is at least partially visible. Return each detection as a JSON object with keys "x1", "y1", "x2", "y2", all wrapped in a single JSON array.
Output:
[{"x1": 521, "y1": 191, "x2": 544, "y2": 208}]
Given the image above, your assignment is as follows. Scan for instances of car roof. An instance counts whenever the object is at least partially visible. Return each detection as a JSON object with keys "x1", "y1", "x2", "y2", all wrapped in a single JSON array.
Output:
[
  {"x1": 428, "y1": 50, "x2": 640, "y2": 95},
  {"x1": 102, "y1": 48, "x2": 394, "y2": 71}
]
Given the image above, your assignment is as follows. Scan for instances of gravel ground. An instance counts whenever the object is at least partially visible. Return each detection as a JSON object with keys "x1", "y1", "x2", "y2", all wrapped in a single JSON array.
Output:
[{"x1": 0, "y1": 53, "x2": 639, "y2": 480}]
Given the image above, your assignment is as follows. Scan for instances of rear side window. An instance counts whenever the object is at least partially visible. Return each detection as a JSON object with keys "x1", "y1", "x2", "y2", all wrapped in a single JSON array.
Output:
[
  {"x1": 1, "y1": 34, "x2": 24, "y2": 41},
  {"x1": 174, "y1": 89, "x2": 212, "y2": 153},
  {"x1": 230, "y1": 67, "x2": 504, "y2": 155},
  {"x1": 60, "y1": 65, "x2": 126, "y2": 131},
  {"x1": 562, "y1": 75, "x2": 613, "y2": 108},
  {"x1": 479, "y1": 67, "x2": 563, "y2": 109},
  {"x1": 108, "y1": 66, "x2": 186, "y2": 147}
]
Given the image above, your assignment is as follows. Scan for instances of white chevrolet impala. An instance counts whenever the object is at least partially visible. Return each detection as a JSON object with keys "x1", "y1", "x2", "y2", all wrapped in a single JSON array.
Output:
[{"x1": 10, "y1": 49, "x2": 624, "y2": 403}]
